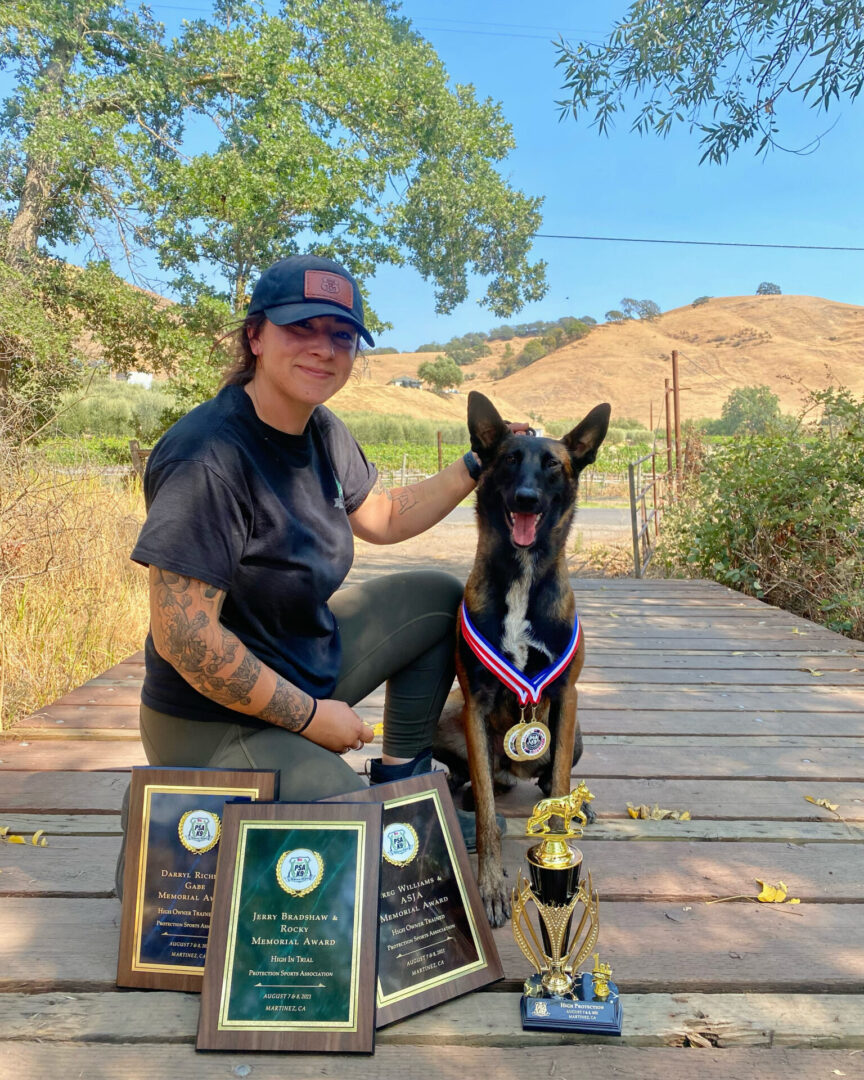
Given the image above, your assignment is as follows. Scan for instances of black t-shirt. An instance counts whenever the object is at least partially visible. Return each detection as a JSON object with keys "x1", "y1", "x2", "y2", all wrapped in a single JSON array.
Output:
[{"x1": 131, "y1": 384, "x2": 377, "y2": 724}]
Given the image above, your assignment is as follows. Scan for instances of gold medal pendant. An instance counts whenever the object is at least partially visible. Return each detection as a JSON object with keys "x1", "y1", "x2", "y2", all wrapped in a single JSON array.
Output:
[
  {"x1": 504, "y1": 724, "x2": 525, "y2": 762},
  {"x1": 517, "y1": 722, "x2": 551, "y2": 761},
  {"x1": 504, "y1": 704, "x2": 552, "y2": 762}
]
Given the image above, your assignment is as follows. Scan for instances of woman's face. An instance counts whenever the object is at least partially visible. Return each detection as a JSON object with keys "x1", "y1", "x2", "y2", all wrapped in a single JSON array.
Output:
[{"x1": 248, "y1": 315, "x2": 358, "y2": 425}]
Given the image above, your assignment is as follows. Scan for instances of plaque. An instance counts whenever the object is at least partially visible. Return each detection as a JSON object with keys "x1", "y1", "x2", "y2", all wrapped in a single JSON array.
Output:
[
  {"x1": 116, "y1": 766, "x2": 278, "y2": 992},
  {"x1": 197, "y1": 801, "x2": 381, "y2": 1054},
  {"x1": 329, "y1": 772, "x2": 503, "y2": 1027}
]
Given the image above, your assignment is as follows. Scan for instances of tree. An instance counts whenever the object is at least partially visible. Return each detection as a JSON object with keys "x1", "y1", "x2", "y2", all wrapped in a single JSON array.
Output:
[
  {"x1": 637, "y1": 299, "x2": 661, "y2": 320},
  {"x1": 721, "y1": 385, "x2": 782, "y2": 434},
  {"x1": 555, "y1": 1, "x2": 864, "y2": 162},
  {"x1": 0, "y1": 1, "x2": 179, "y2": 264},
  {"x1": 417, "y1": 356, "x2": 463, "y2": 392},
  {"x1": 756, "y1": 282, "x2": 782, "y2": 295},
  {"x1": 152, "y1": 0, "x2": 546, "y2": 318},
  {"x1": 605, "y1": 309, "x2": 625, "y2": 323}
]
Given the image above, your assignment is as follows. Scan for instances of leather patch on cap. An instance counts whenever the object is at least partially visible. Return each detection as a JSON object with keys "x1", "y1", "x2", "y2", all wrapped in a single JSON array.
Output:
[{"x1": 304, "y1": 270, "x2": 353, "y2": 310}]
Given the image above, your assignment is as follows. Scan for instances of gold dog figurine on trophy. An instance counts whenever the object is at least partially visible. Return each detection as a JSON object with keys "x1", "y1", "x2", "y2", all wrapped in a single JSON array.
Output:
[{"x1": 512, "y1": 783, "x2": 622, "y2": 1033}]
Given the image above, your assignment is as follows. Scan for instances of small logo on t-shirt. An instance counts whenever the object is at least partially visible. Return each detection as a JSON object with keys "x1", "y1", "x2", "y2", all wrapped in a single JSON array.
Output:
[{"x1": 334, "y1": 478, "x2": 345, "y2": 510}]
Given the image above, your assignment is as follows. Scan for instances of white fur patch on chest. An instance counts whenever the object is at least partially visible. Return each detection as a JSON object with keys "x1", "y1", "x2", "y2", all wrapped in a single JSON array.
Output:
[{"x1": 500, "y1": 551, "x2": 554, "y2": 670}]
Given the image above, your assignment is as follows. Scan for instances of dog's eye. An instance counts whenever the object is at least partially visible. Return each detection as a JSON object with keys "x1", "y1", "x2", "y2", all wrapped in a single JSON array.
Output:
[{"x1": 545, "y1": 457, "x2": 562, "y2": 471}]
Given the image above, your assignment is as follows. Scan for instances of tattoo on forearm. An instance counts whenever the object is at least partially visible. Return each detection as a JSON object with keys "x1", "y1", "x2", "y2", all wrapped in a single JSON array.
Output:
[
  {"x1": 259, "y1": 681, "x2": 313, "y2": 731},
  {"x1": 154, "y1": 569, "x2": 257, "y2": 707},
  {"x1": 391, "y1": 487, "x2": 418, "y2": 515}
]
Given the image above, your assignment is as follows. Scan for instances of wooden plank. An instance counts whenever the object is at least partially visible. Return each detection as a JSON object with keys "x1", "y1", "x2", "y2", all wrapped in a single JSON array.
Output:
[
  {"x1": 587, "y1": 636, "x2": 861, "y2": 649},
  {"x1": 498, "y1": 839, "x2": 864, "y2": 903},
  {"x1": 13, "y1": 705, "x2": 140, "y2": 732},
  {"x1": 577, "y1": 687, "x2": 864, "y2": 710},
  {"x1": 0, "y1": 741, "x2": 147, "y2": 770},
  {"x1": 5, "y1": 833, "x2": 861, "y2": 903},
  {"x1": 0, "y1": 771, "x2": 128, "y2": 812},
  {"x1": 4, "y1": 734, "x2": 860, "y2": 780},
  {"x1": 1, "y1": 990, "x2": 861, "y2": 1048},
  {"x1": 585, "y1": 652, "x2": 864, "y2": 669},
  {"x1": 2, "y1": 813, "x2": 860, "y2": 843},
  {"x1": 586, "y1": 735, "x2": 864, "y2": 748},
  {"x1": 54, "y1": 685, "x2": 141, "y2": 706},
  {"x1": 1, "y1": 1044, "x2": 859, "y2": 1080},
  {"x1": 0, "y1": 835, "x2": 118, "y2": 897},
  {"x1": 495, "y1": 777, "x2": 864, "y2": 821},
  {"x1": 577, "y1": 669, "x2": 864, "y2": 685},
  {"x1": 3, "y1": 898, "x2": 861, "y2": 992},
  {"x1": 11, "y1": 771, "x2": 856, "y2": 824},
  {"x1": 578, "y1": 711, "x2": 864, "y2": 736}
]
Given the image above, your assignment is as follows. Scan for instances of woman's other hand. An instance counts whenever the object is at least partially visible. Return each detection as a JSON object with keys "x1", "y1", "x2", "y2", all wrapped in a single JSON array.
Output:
[{"x1": 303, "y1": 698, "x2": 375, "y2": 754}]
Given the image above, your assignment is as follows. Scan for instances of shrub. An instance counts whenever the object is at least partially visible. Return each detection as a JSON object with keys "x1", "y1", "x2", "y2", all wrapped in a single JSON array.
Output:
[
  {"x1": 658, "y1": 387, "x2": 864, "y2": 638},
  {"x1": 50, "y1": 376, "x2": 175, "y2": 443},
  {"x1": 692, "y1": 295, "x2": 711, "y2": 306},
  {"x1": 756, "y1": 282, "x2": 781, "y2": 295},
  {"x1": 334, "y1": 411, "x2": 468, "y2": 445}
]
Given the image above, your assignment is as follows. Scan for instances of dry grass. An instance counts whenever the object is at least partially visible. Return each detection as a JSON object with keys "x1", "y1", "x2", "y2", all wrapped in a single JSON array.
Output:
[{"x1": 0, "y1": 445, "x2": 148, "y2": 730}]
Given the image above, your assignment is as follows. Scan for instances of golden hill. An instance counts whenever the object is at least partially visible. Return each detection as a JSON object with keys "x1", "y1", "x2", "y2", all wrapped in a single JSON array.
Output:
[{"x1": 349, "y1": 295, "x2": 864, "y2": 427}]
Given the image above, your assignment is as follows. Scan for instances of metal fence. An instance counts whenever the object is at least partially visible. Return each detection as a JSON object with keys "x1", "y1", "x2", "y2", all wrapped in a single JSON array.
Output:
[{"x1": 628, "y1": 446, "x2": 673, "y2": 578}]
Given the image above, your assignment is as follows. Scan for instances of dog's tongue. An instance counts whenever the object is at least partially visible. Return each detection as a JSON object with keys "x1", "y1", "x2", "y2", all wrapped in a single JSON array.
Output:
[{"x1": 512, "y1": 512, "x2": 538, "y2": 546}]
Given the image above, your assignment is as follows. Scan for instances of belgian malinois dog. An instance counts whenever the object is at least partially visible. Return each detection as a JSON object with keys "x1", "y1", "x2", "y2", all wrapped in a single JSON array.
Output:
[{"x1": 434, "y1": 392, "x2": 610, "y2": 926}]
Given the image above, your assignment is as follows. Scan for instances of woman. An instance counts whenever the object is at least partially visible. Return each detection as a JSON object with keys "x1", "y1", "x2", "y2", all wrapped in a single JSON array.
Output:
[{"x1": 128, "y1": 254, "x2": 502, "y2": 815}]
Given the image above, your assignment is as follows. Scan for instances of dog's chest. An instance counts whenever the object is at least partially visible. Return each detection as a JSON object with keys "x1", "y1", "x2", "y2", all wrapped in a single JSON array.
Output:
[{"x1": 499, "y1": 553, "x2": 554, "y2": 671}]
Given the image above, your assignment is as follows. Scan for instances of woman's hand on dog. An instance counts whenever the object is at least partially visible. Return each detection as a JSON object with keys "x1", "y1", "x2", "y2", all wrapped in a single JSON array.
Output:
[{"x1": 303, "y1": 699, "x2": 375, "y2": 754}]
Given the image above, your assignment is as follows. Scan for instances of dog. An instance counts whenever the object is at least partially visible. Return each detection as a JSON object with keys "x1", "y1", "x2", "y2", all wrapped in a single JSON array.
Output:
[{"x1": 434, "y1": 391, "x2": 610, "y2": 926}]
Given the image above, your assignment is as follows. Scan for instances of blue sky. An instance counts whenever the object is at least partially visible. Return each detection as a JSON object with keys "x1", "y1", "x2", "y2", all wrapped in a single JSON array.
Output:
[
  {"x1": 23, "y1": 1, "x2": 864, "y2": 350},
  {"x1": 369, "y1": 1, "x2": 864, "y2": 349}
]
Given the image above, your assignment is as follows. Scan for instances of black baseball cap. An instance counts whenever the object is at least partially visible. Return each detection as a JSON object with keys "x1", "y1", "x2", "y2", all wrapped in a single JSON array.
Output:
[{"x1": 247, "y1": 254, "x2": 375, "y2": 346}]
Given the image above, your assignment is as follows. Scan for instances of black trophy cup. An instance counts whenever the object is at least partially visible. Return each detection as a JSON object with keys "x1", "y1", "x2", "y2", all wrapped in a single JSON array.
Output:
[{"x1": 511, "y1": 782, "x2": 623, "y2": 1034}]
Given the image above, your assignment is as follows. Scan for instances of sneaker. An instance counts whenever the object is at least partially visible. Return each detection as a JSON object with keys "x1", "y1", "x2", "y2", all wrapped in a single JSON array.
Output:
[{"x1": 367, "y1": 752, "x2": 505, "y2": 853}]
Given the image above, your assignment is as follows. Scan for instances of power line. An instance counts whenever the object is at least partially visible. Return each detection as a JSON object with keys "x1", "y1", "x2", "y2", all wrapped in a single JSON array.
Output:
[
  {"x1": 536, "y1": 233, "x2": 864, "y2": 252},
  {"x1": 675, "y1": 349, "x2": 735, "y2": 393}
]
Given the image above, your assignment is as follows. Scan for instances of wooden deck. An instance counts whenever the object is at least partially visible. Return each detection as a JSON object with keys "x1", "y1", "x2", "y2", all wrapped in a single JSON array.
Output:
[{"x1": 2, "y1": 578, "x2": 863, "y2": 1077}]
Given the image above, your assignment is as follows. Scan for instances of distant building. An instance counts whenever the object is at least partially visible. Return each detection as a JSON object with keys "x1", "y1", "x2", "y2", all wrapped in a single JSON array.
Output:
[
  {"x1": 389, "y1": 376, "x2": 421, "y2": 389},
  {"x1": 126, "y1": 372, "x2": 153, "y2": 389}
]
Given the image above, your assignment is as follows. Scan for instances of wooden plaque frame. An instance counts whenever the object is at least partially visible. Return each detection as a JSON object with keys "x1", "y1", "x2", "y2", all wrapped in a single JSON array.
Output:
[
  {"x1": 116, "y1": 766, "x2": 278, "y2": 992},
  {"x1": 197, "y1": 800, "x2": 381, "y2": 1054},
  {"x1": 329, "y1": 772, "x2": 503, "y2": 1027}
]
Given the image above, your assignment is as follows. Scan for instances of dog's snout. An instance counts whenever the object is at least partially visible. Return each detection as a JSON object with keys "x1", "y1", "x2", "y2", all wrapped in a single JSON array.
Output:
[{"x1": 514, "y1": 486, "x2": 541, "y2": 512}]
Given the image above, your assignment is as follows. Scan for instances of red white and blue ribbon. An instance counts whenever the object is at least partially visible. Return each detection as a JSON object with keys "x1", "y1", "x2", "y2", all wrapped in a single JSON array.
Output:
[{"x1": 459, "y1": 601, "x2": 581, "y2": 706}]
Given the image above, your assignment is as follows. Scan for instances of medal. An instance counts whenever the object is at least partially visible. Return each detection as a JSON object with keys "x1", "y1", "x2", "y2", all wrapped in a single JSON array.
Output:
[{"x1": 504, "y1": 705, "x2": 552, "y2": 762}]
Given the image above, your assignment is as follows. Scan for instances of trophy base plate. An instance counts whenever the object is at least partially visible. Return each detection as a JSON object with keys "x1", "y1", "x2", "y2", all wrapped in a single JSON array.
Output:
[{"x1": 520, "y1": 973, "x2": 622, "y2": 1035}]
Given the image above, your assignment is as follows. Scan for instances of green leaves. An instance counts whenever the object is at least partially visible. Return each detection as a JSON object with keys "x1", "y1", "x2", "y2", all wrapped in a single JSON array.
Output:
[
  {"x1": 555, "y1": 1, "x2": 864, "y2": 162},
  {"x1": 659, "y1": 386, "x2": 864, "y2": 638}
]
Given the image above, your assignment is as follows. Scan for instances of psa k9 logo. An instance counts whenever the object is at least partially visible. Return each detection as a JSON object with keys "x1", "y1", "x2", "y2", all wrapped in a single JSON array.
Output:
[
  {"x1": 382, "y1": 822, "x2": 418, "y2": 867},
  {"x1": 178, "y1": 809, "x2": 221, "y2": 853},
  {"x1": 276, "y1": 847, "x2": 324, "y2": 896}
]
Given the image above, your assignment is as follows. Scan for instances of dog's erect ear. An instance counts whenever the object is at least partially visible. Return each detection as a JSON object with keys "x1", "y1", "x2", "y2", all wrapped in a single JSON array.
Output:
[
  {"x1": 467, "y1": 391, "x2": 509, "y2": 460},
  {"x1": 561, "y1": 403, "x2": 612, "y2": 467}
]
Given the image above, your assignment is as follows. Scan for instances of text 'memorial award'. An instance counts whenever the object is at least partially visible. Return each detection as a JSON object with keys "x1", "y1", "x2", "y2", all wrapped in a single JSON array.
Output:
[{"x1": 116, "y1": 766, "x2": 277, "y2": 992}]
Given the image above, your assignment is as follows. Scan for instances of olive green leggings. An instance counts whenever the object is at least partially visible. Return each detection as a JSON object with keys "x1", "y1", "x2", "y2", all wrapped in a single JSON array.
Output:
[{"x1": 138, "y1": 570, "x2": 463, "y2": 801}]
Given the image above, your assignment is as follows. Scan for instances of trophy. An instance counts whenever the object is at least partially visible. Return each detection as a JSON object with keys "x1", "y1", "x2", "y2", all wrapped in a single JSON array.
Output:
[{"x1": 511, "y1": 782, "x2": 622, "y2": 1034}]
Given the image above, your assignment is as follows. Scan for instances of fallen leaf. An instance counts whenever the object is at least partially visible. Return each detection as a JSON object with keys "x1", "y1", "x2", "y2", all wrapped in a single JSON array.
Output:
[
  {"x1": 804, "y1": 795, "x2": 840, "y2": 814},
  {"x1": 802, "y1": 668, "x2": 824, "y2": 676},
  {"x1": 31, "y1": 830, "x2": 47, "y2": 847},
  {"x1": 627, "y1": 801, "x2": 691, "y2": 821},
  {"x1": 756, "y1": 878, "x2": 800, "y2": 904}
]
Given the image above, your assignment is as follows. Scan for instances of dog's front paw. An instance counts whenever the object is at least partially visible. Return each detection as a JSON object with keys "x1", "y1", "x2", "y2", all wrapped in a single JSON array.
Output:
[{"x1": 479, "y1": 870, "x2": 511, "y2": 928}]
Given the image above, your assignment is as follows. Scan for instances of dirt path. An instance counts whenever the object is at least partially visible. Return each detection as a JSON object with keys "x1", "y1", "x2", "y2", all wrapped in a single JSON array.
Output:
[{"x1": 347, "y1": 514, "x2": 633, "y2": 584}]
